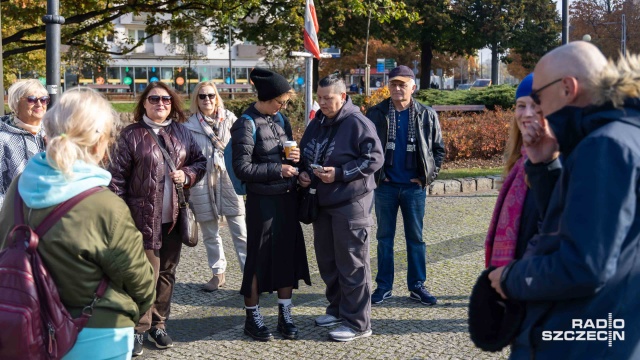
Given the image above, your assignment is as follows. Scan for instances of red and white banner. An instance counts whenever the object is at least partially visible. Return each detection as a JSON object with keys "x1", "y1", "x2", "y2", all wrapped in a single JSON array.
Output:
[
  {"x1": 309, "y1": 101, "x2": 320, "y2": 121},
  {"x1": 304, "y1": 0, "x2": 321, "y2": 59}
]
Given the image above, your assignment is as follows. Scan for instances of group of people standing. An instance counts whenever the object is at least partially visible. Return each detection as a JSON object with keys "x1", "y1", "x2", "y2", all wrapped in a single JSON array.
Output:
[{"x1": 0, "y1": 64, "x2": 445, "y2": 359}]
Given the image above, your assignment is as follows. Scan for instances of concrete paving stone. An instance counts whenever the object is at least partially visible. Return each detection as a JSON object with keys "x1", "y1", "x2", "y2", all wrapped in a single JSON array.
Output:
[
  {"x1": 429, "y1": 180, "x2": 445, "y2": 195},
  {"x1": 459, "y1": 178, "x2": 476, "y2": 193},
  {"x1": 443, "y1": 179, "x2": 462, "y2": 194},
  {"x1": 487, "y1": 175, "x2": 503, "y2": 190},
  {"x1": 476, "y1": 177, "x2": 494, "y2": 192},
  {"x1": 136, "y1": 192, "x2": 507, "y2": 360}
]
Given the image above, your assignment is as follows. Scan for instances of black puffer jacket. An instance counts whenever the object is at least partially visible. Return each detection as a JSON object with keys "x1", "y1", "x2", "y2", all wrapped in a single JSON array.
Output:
[
  {"x1": 230, "y1": 104, "x2": 297, "y2": 195},
  {"x1": 108, "y1": 121, "x2": 207, "y2": 250}
]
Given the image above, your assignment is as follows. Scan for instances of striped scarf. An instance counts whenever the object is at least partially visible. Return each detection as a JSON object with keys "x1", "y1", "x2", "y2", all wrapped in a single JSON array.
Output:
[{"x1": 386, "y1": 99, "x2": 417, "y2": 169}]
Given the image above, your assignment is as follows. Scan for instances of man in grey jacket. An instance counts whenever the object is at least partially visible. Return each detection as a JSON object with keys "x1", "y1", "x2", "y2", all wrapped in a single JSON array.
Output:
[{"x1": 366, "y1": 66, "x2": 445, "y2": 306}]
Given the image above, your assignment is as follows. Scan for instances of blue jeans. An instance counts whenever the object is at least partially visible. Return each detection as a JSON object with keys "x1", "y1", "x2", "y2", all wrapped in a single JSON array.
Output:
[{"x1": 374, "y1": 182, "x2": 427, "y2": 291}]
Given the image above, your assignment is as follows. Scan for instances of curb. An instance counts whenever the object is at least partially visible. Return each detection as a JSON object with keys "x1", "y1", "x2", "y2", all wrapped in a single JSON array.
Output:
[{"x1": 429, "y1": 175, "x2": 502, "y2": 195}]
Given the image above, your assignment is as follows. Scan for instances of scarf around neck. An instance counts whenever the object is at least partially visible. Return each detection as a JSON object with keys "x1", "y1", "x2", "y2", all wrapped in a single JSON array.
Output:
[
  {"x1": 143, "y1": 115, "x2": 172, "y2": 130},
  {"x1": 197, "y1": 111, "x2": 226, "y2": 152},
  {"x1": 386, "y1": 99, "x2": 417, "y2": 169},
  {"x1": 484, "y1": 149, "x2": 528, "y2": 268},
  {"x1": 14, "y1": 116, "x2": 42, "y2": 134}
]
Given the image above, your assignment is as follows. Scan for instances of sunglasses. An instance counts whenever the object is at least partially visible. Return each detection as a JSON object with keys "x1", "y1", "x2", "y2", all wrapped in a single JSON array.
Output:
[
  {"x1": 274, "y1": 98, "x2": 290, "y2": 108},
  {"x1": 24, "y1": 96, "x2": 51, "y2": 105},
  {"x1": 147, "y1": 95, "x2": 172, "y2": 105},
  {"x1": 530, "y1": 78, "x2": 562, "y2": 105},
  {"x1": 198, "y1": 93, "x2": 216, "y2": 100}
]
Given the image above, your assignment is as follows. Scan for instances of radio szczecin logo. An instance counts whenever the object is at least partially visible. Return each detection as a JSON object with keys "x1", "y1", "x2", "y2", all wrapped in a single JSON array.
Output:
[{"x1": 542, "y1": 313, "x2": 624, "y2": 347}]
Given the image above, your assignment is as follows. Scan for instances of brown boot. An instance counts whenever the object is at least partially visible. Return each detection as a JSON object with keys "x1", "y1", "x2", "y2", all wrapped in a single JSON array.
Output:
[{"x1": 203, "y1": 273, "x2": 226, "y2": 292}]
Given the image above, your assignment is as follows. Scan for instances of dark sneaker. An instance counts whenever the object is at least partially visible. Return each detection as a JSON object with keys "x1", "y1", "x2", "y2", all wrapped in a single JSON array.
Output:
[
  {"x1": 132, "y1": 332, "x2": 145, "y2": 357},
  {"x1": 329, "y1": 325, "x2": 373, "y2": 342},
  {"x1": 277, "y1": 303, "x2": 299, "y2": 340},
  {"x1": 315, "y1": 314, "x2": 342, "y2": 327},
  {"x1": 244, "y1": 306, "x2": 274, "y2": 342},
  {"x1": 371, "y1": 288, "x2": 393, "y2": 304},
  {"x1": 148, "y1": 327, "x2": 174, "y2": 349},
  {"x1": 410, "y1": 286, "x2": 437, "y2": 305}
]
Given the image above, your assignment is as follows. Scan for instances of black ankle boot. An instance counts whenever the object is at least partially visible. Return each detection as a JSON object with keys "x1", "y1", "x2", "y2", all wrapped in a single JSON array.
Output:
[
  {"x1": 277, "y1": 303, "x2": 299, "y2": 340},
  {"x1": 244, "y1": 306, "x2": 273, "y2": 341}
]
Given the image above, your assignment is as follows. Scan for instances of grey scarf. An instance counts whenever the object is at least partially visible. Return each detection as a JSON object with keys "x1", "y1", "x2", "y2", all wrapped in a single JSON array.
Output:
[{"x1": 386, "y1": 99, "x2": 417, "y2": 169}]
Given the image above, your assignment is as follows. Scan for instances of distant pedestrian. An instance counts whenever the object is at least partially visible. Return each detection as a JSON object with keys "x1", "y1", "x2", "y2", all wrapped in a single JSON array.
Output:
[
  {"x1": 366, "y1": 65, "x2": 445, "y2": 306},
  {"x1": 0, "y1": 79, "x2": 48, "y2": 207},
  {"x1": 184, "y1": 81, "x2": 248, "y2": 292}
]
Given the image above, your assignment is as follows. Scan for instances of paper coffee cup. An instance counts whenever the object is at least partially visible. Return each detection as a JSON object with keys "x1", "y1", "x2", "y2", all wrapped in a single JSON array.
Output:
[{"x1": 284, "y1": 140, "x2": 297, "y2": 160}]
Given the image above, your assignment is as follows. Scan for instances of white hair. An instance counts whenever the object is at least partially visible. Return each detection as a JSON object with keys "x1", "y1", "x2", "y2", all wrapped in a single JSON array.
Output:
[
  {"x1": 7, "y1": 79, "x2": 48, "y2": 113},
  {"x1": 44, "y1": 88, "x2": 120, "y2": 175}
]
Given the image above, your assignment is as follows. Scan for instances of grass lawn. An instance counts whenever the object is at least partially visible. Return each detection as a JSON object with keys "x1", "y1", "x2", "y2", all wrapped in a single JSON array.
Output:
[{"x1": 437, "y1": 167, "x2": 502, "y2": 180}]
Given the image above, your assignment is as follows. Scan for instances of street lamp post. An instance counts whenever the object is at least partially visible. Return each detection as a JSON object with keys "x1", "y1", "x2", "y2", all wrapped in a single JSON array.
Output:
[
  {"x1": 582, "y1": 13, "x2": 627, "y2": 57},
  {"x1": 43, "y1": 0, "x2": 65, "y2": 107},
  {"x1": 562, "y1": 0, "x2": 569, "y2": 44},
  {"x1": 364, "y1": 9, "x2": 372, "y2": 97}
]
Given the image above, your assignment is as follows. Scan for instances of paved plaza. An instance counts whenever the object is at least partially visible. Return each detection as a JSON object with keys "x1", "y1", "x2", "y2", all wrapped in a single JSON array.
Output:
[{"x1": 138, "y1": 191, "x2": 509, "y2": 359}]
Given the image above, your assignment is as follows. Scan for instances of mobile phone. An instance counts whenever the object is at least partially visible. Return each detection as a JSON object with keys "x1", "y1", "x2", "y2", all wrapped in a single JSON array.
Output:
[{"x1": 310, "y1": 164, "x2": 326, "y2": 173}]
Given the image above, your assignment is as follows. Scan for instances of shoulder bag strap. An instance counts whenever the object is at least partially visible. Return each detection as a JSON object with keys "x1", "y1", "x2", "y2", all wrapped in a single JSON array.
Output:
[{"x1": 144, "y1": 128, "x2": 188, "y2": 208}]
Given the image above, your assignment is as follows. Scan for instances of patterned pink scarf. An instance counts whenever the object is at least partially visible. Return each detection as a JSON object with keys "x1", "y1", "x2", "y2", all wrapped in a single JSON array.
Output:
[{"x1": 485, "y1": 150, "x2": 528, "y2": 268}]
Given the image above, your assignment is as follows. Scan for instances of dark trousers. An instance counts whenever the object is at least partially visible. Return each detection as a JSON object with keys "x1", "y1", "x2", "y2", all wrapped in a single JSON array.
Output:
[
  {"x1": 313, "y1": 192, "x2": 374, "y2": 332},
  {"x1": 135, "y1": 223, "x2": 182, "y2": 332}
]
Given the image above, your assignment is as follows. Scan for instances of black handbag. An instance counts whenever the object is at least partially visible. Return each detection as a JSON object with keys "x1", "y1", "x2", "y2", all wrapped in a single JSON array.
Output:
[
  {"x1": 145, "y1": 128, "x2": 200, "y2": 247},
  {"x1": 298, "y1": 120, "x2": 340, "y2": 224},
  {"x1": 298, "y1": 177, "x2": 320, "y2": 224}
]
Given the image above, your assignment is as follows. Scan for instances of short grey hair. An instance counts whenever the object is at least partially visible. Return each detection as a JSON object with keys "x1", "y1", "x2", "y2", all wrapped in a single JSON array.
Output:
[
  {"x1": 8, "y1": 79, "x2": 48, "y2": 114},
  {"x1": 318, "y1": 75, "x2": 347, "y2": 95}
]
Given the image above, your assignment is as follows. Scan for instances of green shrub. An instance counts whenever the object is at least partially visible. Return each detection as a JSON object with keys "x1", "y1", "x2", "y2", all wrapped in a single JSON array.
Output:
[
  {"x1": 415, "y1": 84, "x2": 516, "y2": 110},
  {"x1": 440, "y1": 107, "x2": 512, "y2": 161}
]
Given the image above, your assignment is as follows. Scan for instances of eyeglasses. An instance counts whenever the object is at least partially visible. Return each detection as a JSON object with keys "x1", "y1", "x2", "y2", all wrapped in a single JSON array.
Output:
[
  {"x1": 389, "y1": 82, "x2": 409, "y2": 89},
  {"x1": 530, "y1": 78, "x2": 562, "y2": 105},
  {"x1": 147, "y1": 95, "x2": 172, "y2": 105},
  {"x1": 24, "y1": 96, "x2": 51, "y2": 105},
  {"x1": 198, "y1": 93, "x2": 216, "y2": 100},
  {"x1": 274, "y1": 98, "x2": 290, "y2": 108}
]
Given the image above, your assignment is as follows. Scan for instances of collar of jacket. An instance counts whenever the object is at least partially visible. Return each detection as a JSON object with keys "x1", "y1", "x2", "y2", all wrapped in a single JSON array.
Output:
[
  {"x1": 374, "y1": 98, "x2": 425, "y2": 118},
  {"x1": 547, "y1": 98, "x2": 640, "y2": 156},
  {"x1": 0, "y1": 114, "x2": 45, "y2": 136}
]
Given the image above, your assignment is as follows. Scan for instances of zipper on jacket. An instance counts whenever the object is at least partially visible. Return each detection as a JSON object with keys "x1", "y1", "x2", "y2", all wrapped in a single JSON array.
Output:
[{"x1": 48, "y1": 322, "x2": 56, "y2": 356}]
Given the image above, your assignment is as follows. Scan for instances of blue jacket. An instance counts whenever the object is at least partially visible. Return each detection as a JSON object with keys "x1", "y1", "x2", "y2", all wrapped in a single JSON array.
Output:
[{"x1": 503, "y1": 100, "x2": 640, "y2": 359}]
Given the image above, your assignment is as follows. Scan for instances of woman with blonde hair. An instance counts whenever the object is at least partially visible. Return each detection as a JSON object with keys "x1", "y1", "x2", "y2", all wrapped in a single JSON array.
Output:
[
  {"x1": 0, "y1": 87, "x2": 156, "y2": 359},
  {"x1": 484, "y1": 73, "x2": 542, "y2": 267},
  {"x1": 0, "y1": 79, "x2": 49, "y2": 207},
  {"x1": 184, "y1": 81, "x2": 247, "y2": 291}
]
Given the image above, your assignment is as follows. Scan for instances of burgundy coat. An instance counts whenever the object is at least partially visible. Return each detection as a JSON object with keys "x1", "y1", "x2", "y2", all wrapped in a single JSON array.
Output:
[{"x1": 109, "y1": 121, "x2": 206, "y2": 250}]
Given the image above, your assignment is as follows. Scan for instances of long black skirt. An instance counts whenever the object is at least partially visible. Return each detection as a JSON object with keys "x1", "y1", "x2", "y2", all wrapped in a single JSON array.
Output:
[{"x1": 240, "y1": 190, "x2": 311, "y2": 297}]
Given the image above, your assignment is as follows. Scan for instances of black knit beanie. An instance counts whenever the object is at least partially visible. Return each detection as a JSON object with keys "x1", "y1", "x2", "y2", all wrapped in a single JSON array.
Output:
[{"x1": 250, "y1": 68, "x2": 292, "y2": 101}]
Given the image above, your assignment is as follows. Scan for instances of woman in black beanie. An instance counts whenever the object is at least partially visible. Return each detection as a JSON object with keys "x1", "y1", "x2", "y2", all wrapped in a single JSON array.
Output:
[{"x1": 230, "y1": 68, "x2": 311, "y2": 341}]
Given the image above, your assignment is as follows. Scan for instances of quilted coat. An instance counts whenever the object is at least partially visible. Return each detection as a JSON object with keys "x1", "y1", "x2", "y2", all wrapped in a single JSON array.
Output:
[{"x1": 108, "y1": 120, "x2": 206, "y2": 250}]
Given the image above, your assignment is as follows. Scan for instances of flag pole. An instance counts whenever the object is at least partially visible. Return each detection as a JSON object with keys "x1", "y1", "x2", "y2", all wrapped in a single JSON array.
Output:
[{"x1": 290, "y1": 52, "x2": 330, "y2": 126}]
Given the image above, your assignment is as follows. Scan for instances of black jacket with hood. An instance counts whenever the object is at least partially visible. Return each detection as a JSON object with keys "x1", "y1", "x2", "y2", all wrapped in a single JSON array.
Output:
[{"x1": 300, "y1": 96, "x2": 383, "y2": 207}]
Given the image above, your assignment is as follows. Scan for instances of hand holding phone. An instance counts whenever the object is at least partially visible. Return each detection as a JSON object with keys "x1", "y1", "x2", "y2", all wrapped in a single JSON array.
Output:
[{"x1": 310, "y1": 164, "x2": 326, "y2": 173}]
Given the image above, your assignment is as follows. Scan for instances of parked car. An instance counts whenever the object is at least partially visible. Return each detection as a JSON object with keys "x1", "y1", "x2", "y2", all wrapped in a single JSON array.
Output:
[
  {"x1": 457, "y1": 84, "x2": 472, "y2": 90},
  {"x1": 471, "y1": 79, "x2": 492, "y2": 88}
]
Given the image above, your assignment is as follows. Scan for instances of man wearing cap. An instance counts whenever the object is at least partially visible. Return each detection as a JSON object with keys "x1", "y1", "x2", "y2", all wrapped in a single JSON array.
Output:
[{"x1": 366, "y1": 65, "x2": 445, "y2": 306}]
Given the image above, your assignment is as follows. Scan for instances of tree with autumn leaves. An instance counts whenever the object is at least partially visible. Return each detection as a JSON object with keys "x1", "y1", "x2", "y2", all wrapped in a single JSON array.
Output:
[{"x1": 2, "y1": 0, "x2": 562, "y2": 87}]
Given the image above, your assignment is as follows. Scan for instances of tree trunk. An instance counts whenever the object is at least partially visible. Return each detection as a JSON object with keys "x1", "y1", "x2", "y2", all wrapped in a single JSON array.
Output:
[
  {"x1": 420, "y1": 38, "x2": 433, "y2": 90},
  {"x1": 491, "y1": 42, "x2": 499, "y2": 85}
]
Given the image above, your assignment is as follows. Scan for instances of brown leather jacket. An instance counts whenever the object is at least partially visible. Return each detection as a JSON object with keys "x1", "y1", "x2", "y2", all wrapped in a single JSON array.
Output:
[{"x1": 108, "y1": 121, "x2": 206, "y2": 250}]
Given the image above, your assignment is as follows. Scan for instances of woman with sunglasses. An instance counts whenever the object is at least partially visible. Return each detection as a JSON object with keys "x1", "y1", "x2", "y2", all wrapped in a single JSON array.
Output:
[
  {"x1": 183, "y1": 81, "x2": 247, "y2": 292},
  {"x1": 108, "y1": 82, "x2": 206, "y2": 357},
  {"x1": 230, "y1": 68, "x2": 311, "y2": 341},
  {"x1": 0, "y1": 79, "x2": 49, "y2": 208}
]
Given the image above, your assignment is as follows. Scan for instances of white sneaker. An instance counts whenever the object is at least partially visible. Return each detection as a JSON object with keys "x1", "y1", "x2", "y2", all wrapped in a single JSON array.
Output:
[
  {"x1": 329, "y1": 325, "x2": 372, "y2": 342},
  {"x1": 315, "y1": 314, "x2": 342, "y2": 327}
]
